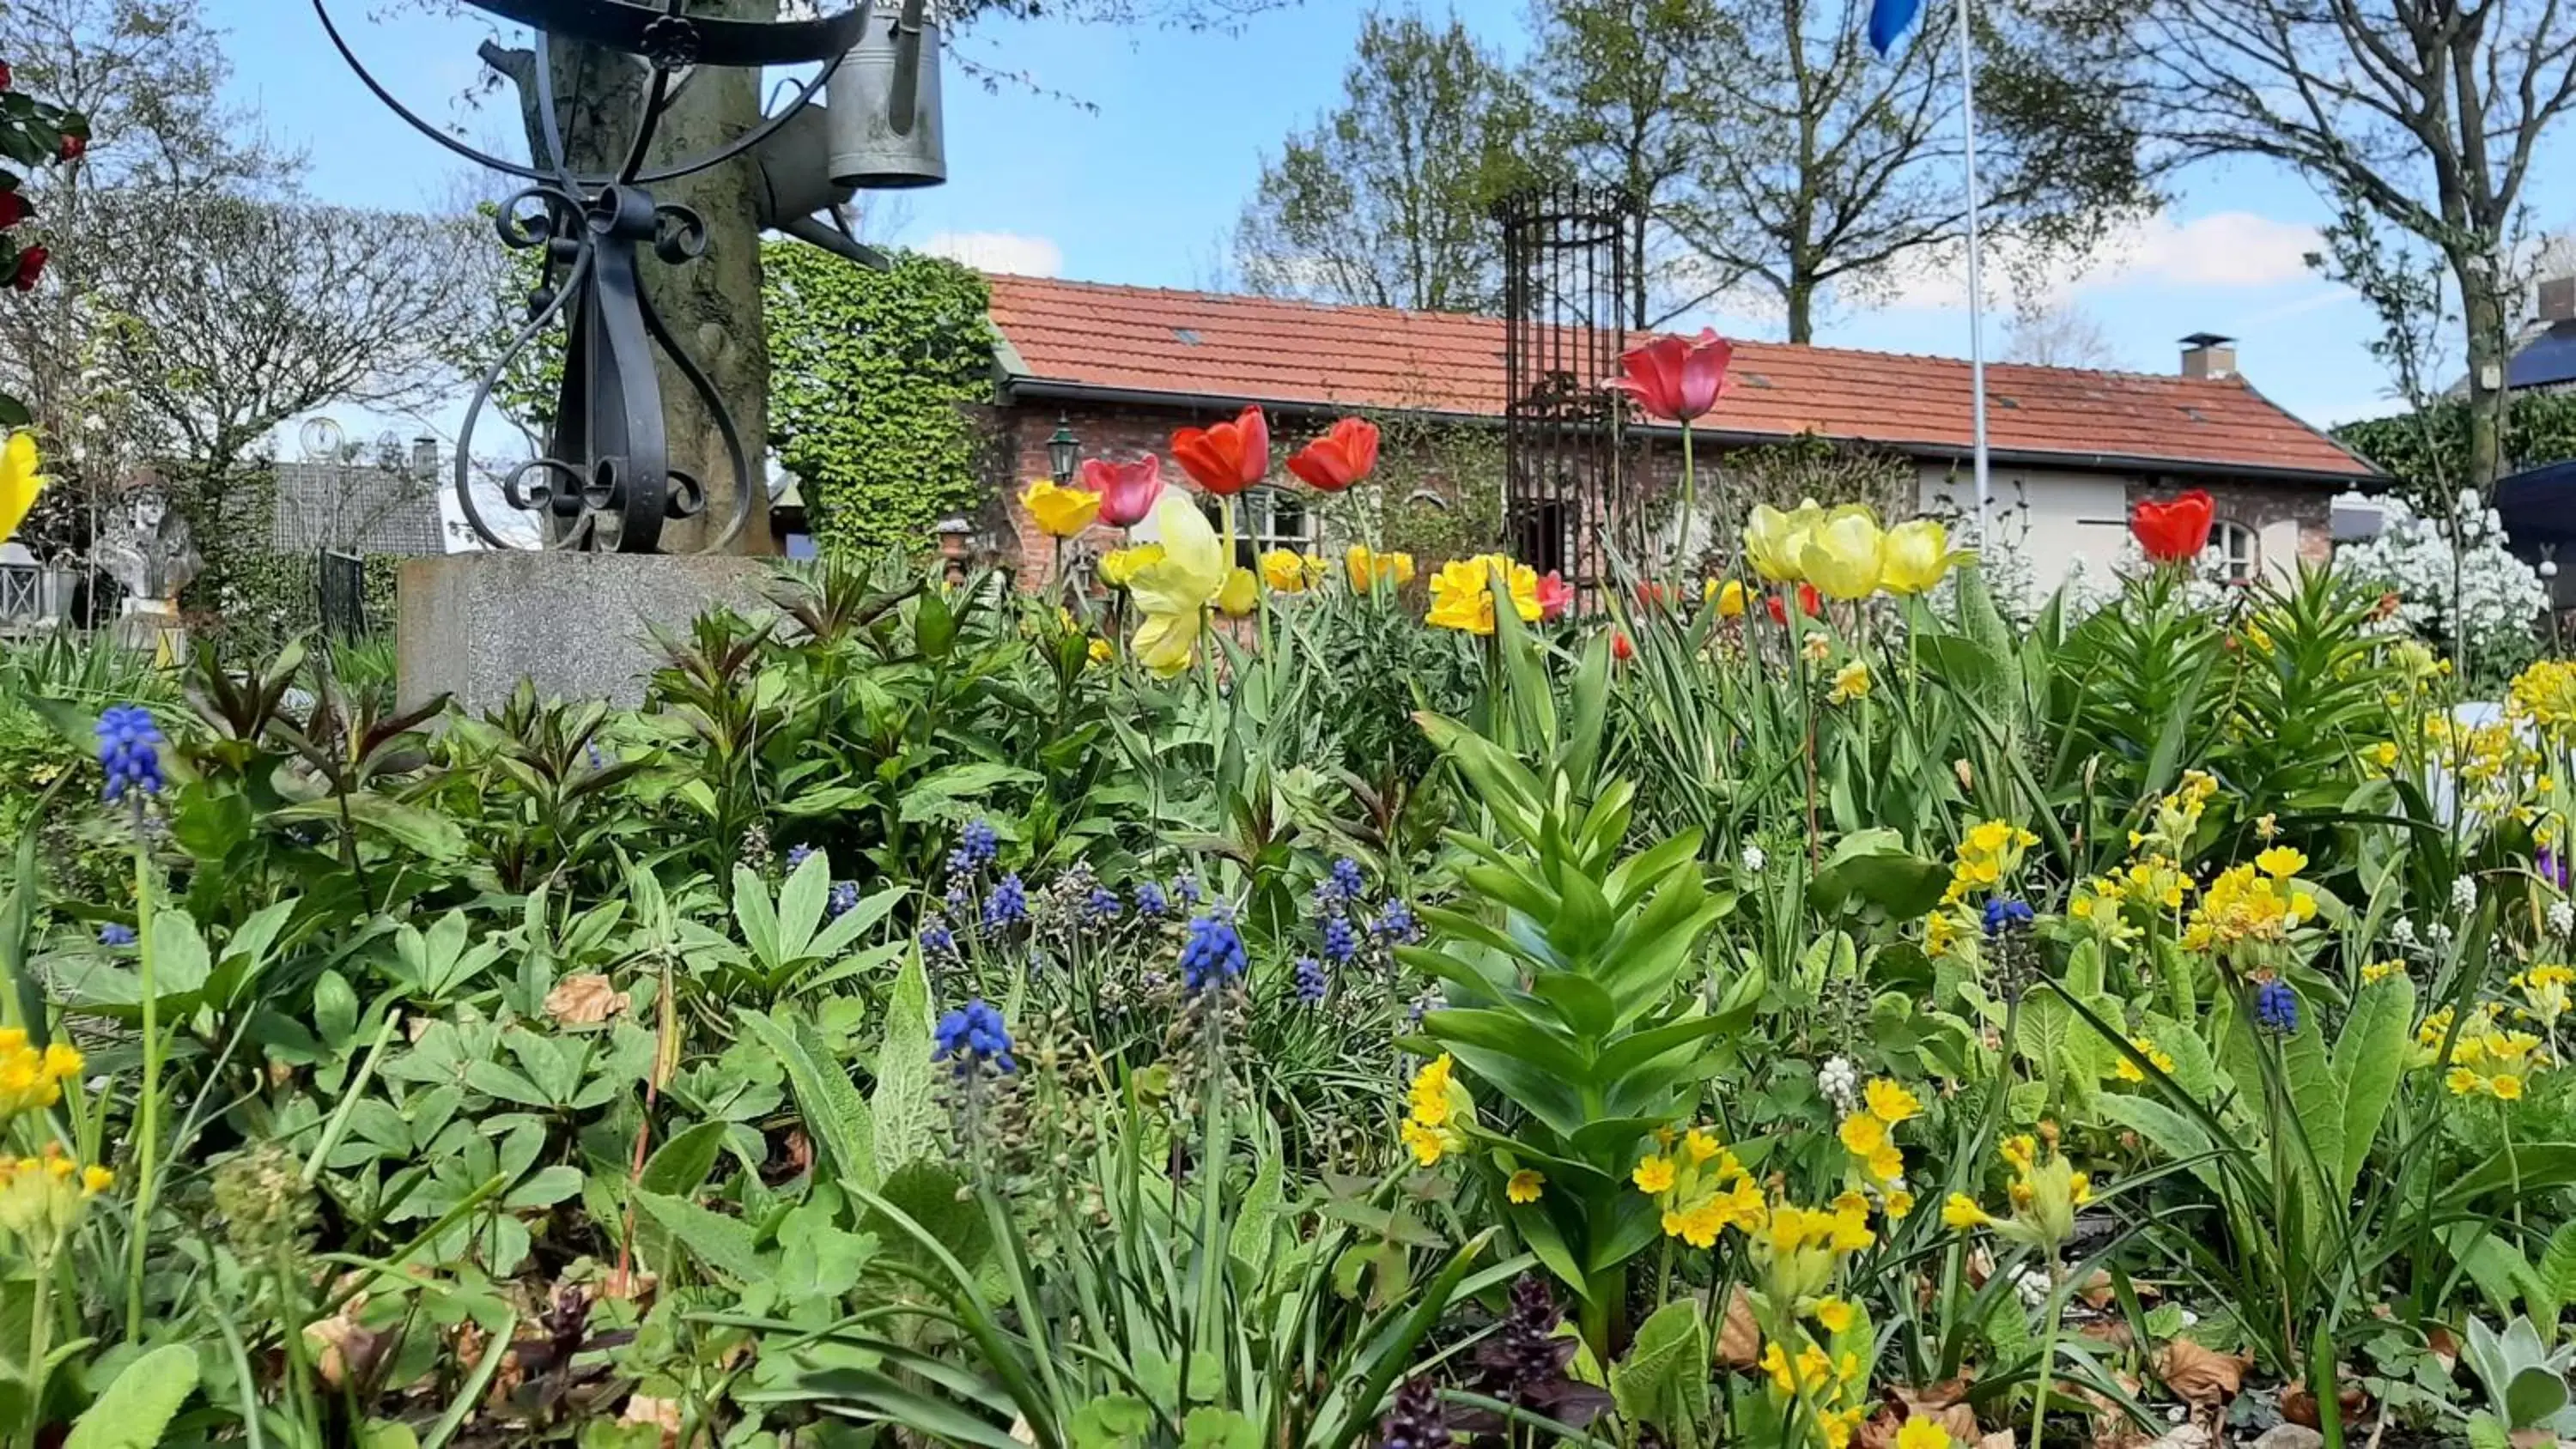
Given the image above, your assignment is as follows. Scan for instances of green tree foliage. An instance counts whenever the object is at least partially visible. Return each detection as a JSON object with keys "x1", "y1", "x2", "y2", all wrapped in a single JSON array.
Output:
[
  {"x1": 2333, "y1": 392, "x2": 2576, "y2": 506},
  {"x1": 763, "y1": 245, "x2": 996, "y2": 558},
  {"x1": 1234, "y1": 9, "x2": 1548, "y2": 313}
]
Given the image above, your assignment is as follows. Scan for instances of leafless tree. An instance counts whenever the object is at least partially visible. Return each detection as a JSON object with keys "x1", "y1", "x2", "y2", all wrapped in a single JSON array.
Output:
[
  {"x1": 2002, "y1": 300, "x2": 2124, "y2": 370},
  {"x1": 2108, "y1": 0, "x2": 2576, "y2": 489}
]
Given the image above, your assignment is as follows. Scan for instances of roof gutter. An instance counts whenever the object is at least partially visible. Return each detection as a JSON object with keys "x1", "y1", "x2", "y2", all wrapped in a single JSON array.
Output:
[{"x1": 999, "y1": 376, "x2": 2381, "y2": 489}]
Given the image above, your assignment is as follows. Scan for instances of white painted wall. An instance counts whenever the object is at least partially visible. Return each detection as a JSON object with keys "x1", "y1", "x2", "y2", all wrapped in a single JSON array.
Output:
[{"x1": 1916, "y1": 464, "x2": 2135, "y2": 591}]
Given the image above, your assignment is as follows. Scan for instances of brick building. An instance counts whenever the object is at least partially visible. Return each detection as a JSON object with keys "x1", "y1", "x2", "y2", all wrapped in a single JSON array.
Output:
[{"x1": 978, "y1": 275, "x2": 2377, "y2": 590}]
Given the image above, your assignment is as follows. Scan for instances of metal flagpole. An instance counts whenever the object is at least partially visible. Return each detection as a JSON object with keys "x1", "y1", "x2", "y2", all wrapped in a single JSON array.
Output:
[{"x1": 1953, "y1": 0, "x2": 1992, "y2": 544}]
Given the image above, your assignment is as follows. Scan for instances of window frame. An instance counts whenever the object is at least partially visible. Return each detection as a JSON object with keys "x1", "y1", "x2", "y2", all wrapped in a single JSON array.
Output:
[
  {"x1": 1207, "y1": 485, "x2": 1315, "y2": 569},
  {"x1": 2211, "y1": 518, "x2": 2259, "y2": 582}
]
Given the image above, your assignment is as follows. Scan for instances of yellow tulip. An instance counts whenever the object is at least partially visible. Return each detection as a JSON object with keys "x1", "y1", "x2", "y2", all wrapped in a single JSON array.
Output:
[
  {"x1": 1260, "y1": 548, "x2": 1309, "y2": 593},
  {"x1": 0, "y1": 432, "x2": 46, "y2": 547},
  {"x1": 1426, "y1": 554, "x2": 1540, "y2": 635},
  {"x1": 1021, "y1": 478, "x2": 1103, "y2": 538},
  {"x1": 1346, "y1": 543, "x2": 1417, "y2": 591},
  {"x1": 1127, "y1": 495, "x2": 1228, "y2": 675},
  {"x1": 1099, "y1": 543, "x2": 1163, "y2": 588},
  {"x1": 1216, "y1": 566, "x2": 1260, "y2": 617},
  {"x1": 1712, "y1": 579, "x2": 1749, "y2": 618},
  {"x1": 1743, "y1": 499, "x2": 1822, "y2": 583},
  {"x1": 1880, "y1": 518, "x2": 1966, "y2": 595},
  {"x1": 1801, "y1": 508, "x2": 1885, "y2": 600}
]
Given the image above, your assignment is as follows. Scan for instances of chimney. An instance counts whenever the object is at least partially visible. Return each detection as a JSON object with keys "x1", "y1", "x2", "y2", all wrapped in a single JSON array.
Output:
[
  {"x1": 2179, "y1": 332, "x2": 2237, "y2": 380},
  {"x1": 410, "y1": 434, "x2": 438, "y2": 476},
  {"x1": 2542, "y1": 276, "x2": 2576, "y2": 324}
]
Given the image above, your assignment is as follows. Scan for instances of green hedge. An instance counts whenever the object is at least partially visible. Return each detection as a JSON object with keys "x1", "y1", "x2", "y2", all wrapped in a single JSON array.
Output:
[{"x1": 2331, "y1": 391, "x2": 2576, "y2": 500}]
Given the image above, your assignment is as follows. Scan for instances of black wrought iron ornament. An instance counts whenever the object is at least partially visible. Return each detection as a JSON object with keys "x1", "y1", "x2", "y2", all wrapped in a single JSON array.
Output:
[{"x1": 314, "y1": 0, "x2": 941, "y2": 554}]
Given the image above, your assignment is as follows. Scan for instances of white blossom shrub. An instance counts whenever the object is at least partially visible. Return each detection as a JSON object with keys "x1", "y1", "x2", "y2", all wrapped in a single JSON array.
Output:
[{"x1": 2336, "y1": 490, "x2": 2545, "y2": 680}]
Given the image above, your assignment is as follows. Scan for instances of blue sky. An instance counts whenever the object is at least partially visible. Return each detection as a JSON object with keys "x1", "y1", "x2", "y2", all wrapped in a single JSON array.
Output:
[{"x1": 216, "y1": 1, "x2": 2559, "y2": 433}]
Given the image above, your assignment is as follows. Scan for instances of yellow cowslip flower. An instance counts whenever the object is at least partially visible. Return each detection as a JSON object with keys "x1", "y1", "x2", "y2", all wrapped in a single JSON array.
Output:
[
  {"x1": 1941, "y1": 1193, "x2": 1991, "y2": 1229},
  {"x1": 2254, "y1": 846, "x2": 2308, "y2": 879},
  {"x1": 1087, "y1": 638, "x2": 1114, "y2": 665},
  {"x1": 1400, "y1": 1119, "x2": 1455, "y2": 1166},
  {"x1": 1019, "y1": 478, "x2": 1102, "y2": 538},
  {"x1": 1824, "y1": 1408, "x2": 1864, "y2": 1449},
  {"x1": 1400, "y1": 1054, "x2": 1473, "y2": 1166},
  {"x1": 2113, "y1": 1036, "x2": 2176, "y2": 1083},
  {"x1": 1828, "y1": 660, "x2": 1870, "y2": 705},
  {"x1": 1712, "y1": 579, "x2": 1749, "y2": 617},
  {"x1": 1880, "y1": 517, "x2": 1965, "y2": 595},
  {"x1": 1865, "y1": 1144, "x2": 1905, "y2": 1184},
  {"x1": 2362, "y1": 960, "x2": 2403, "y2": 985},
  {"x1": 1896, "y1": 1419, "x2": 1955, "y2": 1449},
  {"x1": 1098, "y1": 543, "x2": 1163, "y2": 588},
  {"x1": 1924, "y1": 910, "x2": 1959, "y2": 955},
  {"x1": 2000, "y1": 1134, "x2": 2036, "y2": 1173},
  {"x1": 1813, "y1": 1296, "x2": 1856, "y2": 1333},
  {"x1": 2367, "y1": 740, "x2": 2400, "y2": 770},
  {"x1": 1743, "y1": 500, "x2": 1823, "y2": 583},
  {"x1": 2511, "y1": 658, "x2": 2576, "y2": 742},
  {"x1": 1506, "y1": 1168, "x2": 1544, "y2": 1203},
  {"x1": 0, "y1": 432, "x2": 44, "y2": 548},
  {"x1": 1838, "y1": 1113, "x2": 1886, "y2": 1159},
  {"x1": 2494, "y1": 1074, "x2": 2528, "y2": 1100},
  {"x1": 1215, "y1": 566, "x2": 1260, "y2": 619},
  {"x1": 1127, "y1": 497, "x2": 1228, "y2": 675},
  {"x1": 1425, "y1": 555, "x2": 1540, "y2": 635},
  {"x1": 1346, "y1": 544, "x2": 1416, "y2": 591},
  {"x1": 1683, "y1": 1127, "x2": 1723, "y2": 1162},
  {"x1": 1633, "y1": 1155, "x2": 1677, "y2": 1194},
  {"x1": 1801, "y1": 507, "x2": 1885, "y2": 600},
  {"x1": 1863, "y1": 1079, "x2": 1922, "y2": 1124},
  {"x1": 79, "y1": 1166, "x2": 111, "y2": 1196},
  {"x1": 1260, "y1": 549, "x2": 1310, "y2": 593},
  {"x1": 1884, "y1": 1188, "x2": 1916, "y2": 1219},
  {"x1": 1408, "y1": 1054, "x2": 1455, "y2": 1127}
]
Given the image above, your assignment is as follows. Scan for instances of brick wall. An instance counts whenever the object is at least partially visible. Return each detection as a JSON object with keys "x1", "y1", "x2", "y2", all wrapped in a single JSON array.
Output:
[{"x1": 2125, "y1": 476, "x2": 2334, "y2": 566}]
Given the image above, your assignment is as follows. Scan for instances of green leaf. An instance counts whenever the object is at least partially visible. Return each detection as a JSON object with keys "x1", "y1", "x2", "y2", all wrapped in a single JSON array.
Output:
[
  {"x1": 634, "y1": 1190, "x2": 764, "y2": 1281},
  {"x1": 641, "y1": 1120, "x2": 732, "y2": 1197},
  {"x1": 2332, "y1": 973, "x2": 2413, "y2": 1203},
  {"x1": 1072, "y1": 1396, "x2": 1155, "y2": 1449},
  {"x1": 869, "y1": 953, "x2": 936, "y2": 1175},
  {"x1": 64, "y1": 1343, "x2": 200, "y2": 1449},
  {"x1": 1179, "y1": 1408, "x2": 1256, "y2": 1449},
  {"x1": 740, "y1": 1007, "x2": 875, "y2": 1188},
  {"x1": 1611, "y1": 1300, "x2": 1710, "y2": 1440}
]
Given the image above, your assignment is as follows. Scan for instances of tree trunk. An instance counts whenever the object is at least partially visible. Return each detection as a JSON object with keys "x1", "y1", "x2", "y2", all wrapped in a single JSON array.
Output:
[
  {"x1": 486, "y1": 1, "x2": 772, "y2": 554},
  {"x1": 1784, "y1": 280, "x2": 1814, "y2": 345},
  {"x1": 2457, "y1": 254, "x2": 2509, "y2": 494}
]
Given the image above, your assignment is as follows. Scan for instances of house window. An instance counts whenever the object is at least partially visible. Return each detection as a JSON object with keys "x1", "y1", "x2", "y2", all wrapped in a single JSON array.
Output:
[
  {"x1": 1207, "y1": 486, "x2": 1312, "y2": 568},
  {"x1": 2212, "y1": 519, "x2": 2258, "y2": 582}
]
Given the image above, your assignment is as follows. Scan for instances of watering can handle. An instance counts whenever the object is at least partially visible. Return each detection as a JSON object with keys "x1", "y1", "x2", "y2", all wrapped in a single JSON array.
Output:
[{"x1": 886, "y1": 0, "x2": 928, "y2": 137}]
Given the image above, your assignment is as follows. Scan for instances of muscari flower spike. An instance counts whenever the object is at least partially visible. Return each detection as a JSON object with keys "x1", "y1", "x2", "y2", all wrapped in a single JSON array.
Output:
[
  {"x1": 1376, "y1": 1377, "x2": 1449, "y2": 1449},
  {"x1": 919, "y1": 917, "x2": 957, "y2": 957},
  {"x1": 1330, "y1": 855, "x2": 1367, "y2": 902},
  {"x1": 1133, "y1": 881, "x2": 1170, "y2": 919},
  {"x1": 933, "y1": 997, "x2": 1016, "y2": 1076},
  {"x1": 1321, "y1": 914, "x2": 1359, "y2": 964},
  {"x1": 1084, "y1": 886, "x2": 1122, "y2": 924},
  {"x1": 1982, "y1": 897, "x2": 2035, "y2": 938},
  {"x1": 97, "y1": 923, "x2": 135, "y2": 948},
  {"x1": 1172, "y1": 873, "x2": 1202, "y2": 906},
  {"x1": 982, "y1": 873, "x2": 1028, "y2": 930},
  {"x1": 947, "y1": 818, "x2": 999, "y2": 876},
  {"x1": 826, "y1": 881, "x2": 860, "y2": 919},
  {"x1": 94, "y1": 704, "x2": 164, "y2": 802},
  {"x1": 1294, "y1": 956, "x2": 1328, "y2": 1005},
  {"x1": 1178, "y1": 910, "x2": 1247, "y2": 994},
  {"x1": 785, "y1": 844, "x2": 816, "y2": 873},
  {"x1": 2254, "y1": 978, "x2": 2300, "y2": 1034}
]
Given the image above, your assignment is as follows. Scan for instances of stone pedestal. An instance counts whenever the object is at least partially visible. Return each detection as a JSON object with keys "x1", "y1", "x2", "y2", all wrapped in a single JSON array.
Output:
[{"x1": 397, "y1": 552, "x2": 778, "y2": 714}]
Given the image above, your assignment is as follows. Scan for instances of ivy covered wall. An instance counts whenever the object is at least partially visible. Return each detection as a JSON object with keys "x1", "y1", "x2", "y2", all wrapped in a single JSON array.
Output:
[{"x1": 763, "y1": 246, "x2": 998, "y2": 559}]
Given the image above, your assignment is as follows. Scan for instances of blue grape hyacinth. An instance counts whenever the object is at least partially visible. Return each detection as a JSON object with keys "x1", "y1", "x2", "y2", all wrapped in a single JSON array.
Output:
[
  {"x1": 1320, "y1": 914, "x2": 1358, "y2": 965},
  {"x1": 1133, "y1": 881, "x2": 1170, "y2": 919},
  {"x1": 1982, "y1": 897, "x2": 2035, "y2": 938},
  {"x1": 2254, "y1": 978, "x2": 2300, "y2": 1034},
  {"x1": 1172, "y1": 874, "x2": 1202, "y2": 907},
  {"x1": 1178, "y1": 911, "x2": 1247, "y2": 994},
  {"x1": 1373, "y1": 900, "x2": 1419, "y2": 943},
  {"x1": 95, "y1": 705, "x2": 164, "y2": 802},
  {"x1": 98, "y1": 923, "x2": 135, "y2": 948},
  {"x1": 1294, "y1": 956, "x2": 1328, "y2": 1005},
  {"x1": 948, "y1": 819, "x2": 999, "y2": 876},
  {"x1": 785, "y1": 844, "x2": 816, "y2": 873},
  {"x1": 1329, "y1": 856, "x2": 1367, "y2": 901},
  {"x1": 933, "y1": 998, "x2": 1016, "y2": 1076},
  {"x1": 982, "y1": 873, "x2": 1028, "y2": 929},
  {"x1": 920, "y1": 917, "x2": 957, "y2": 957},
  {"x1": 826, "y1": 880, "x2": 860, "y2": 919},
  {"x1": 1084, "y1": 886, "x2": 1123, "y2": 924}
]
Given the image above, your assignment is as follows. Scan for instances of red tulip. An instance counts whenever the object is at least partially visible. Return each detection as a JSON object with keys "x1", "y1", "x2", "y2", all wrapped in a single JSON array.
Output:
[
  {"x1": 1286, "y1": 416, "x2": 1380, "y2": 491},
  {"x1": 1765, "y1": 582, "x2": 1821, "y2": 624},
  {"x1": 1636, "y1": 580, "x2": 1672, "y2": 610},
  {"x1": 0, "y1": 64, "x2": 15, "y2": 91},
  {"x1": 56, "y1": 132, "x2": 83, "y2": 162},
  {"x1": 1083, "y1": 454, "x2": 1164, "y2": 529},
  {"x1": 2130, "y1": 488, "x2": 2215, "y2": 564},
  {"x1": 0, "y1": 191, "x2": 27, "y2": 229},
  {"x1": 11, "y1": 245, "x2": 47, "y2": 292},
  {"x1": 1612, "y1": 629, "x2": 1635, "y2": 662},
  {"x1": 1171, "y1": 405, "x2": 1270, "y2": 497},
  {"x1": 1607, "y1": 328, "x2": 1734, "y2": 424},
  {"x1": 1536, "y1": 570, "x2": 1575, "y2": 621}
]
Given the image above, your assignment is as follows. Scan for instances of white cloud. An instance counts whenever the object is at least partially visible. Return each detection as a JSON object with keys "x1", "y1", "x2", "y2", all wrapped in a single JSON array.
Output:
[
  {"x1": 920, "y1": 231, "x2": 1064, "y2": 276},
  {"x1": 1880, "y1": 209, "x2": 2324, "y2": 313}
]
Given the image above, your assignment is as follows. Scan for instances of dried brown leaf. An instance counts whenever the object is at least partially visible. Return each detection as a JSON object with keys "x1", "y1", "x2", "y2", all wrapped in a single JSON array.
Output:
[
  {"x1": 2155, "y1": 1340, "x2": 2250, "y2": 1406},
  {"x1": 544, "y1": 973, "x2": 627, "y2": 1026}
]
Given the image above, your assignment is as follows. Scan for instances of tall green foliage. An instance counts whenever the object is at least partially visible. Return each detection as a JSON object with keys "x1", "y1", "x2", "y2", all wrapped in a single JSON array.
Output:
[
  {"x1": 763, "y1": 246, "x2": 996, "y2": 558},
  {"x1": 2333, "y1": 389, "x2": 2576, "y2": 504}
]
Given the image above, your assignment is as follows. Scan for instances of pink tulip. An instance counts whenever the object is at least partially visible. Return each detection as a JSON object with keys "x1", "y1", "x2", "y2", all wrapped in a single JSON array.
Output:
[
  {"x1": 1606, "y1": 329, "x2": 1734, "y2": 424},
  {"x1": 1084, "y1": 454, "x2": 1165, "y2": 529}
]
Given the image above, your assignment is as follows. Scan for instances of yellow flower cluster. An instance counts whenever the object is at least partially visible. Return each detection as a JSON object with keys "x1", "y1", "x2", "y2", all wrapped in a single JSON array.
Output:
[
  {"x1": 1425, "y1": 555, "x2": 1541, "y2": 635},
  {"x1": 1345, "y1": 544, "x2": 1417, "y2": 591},
  {"x1": 2518, "y1": 965, "x2": 2575, "y2": 1029},
  {"x1": 2419, "y1": 1005, "x2": 2550, "y2": 1099},
  {"x1": 1759, "y1": 1337, "x2": 1870, "y2": 1448},
  {"x1": 1827, "y1": 660, "x2": 1871, "y2": 706},
  {"x1": 2111, "y1": 1036, "x2": 2176, "y2": 1083},
  {"x1": 1942, "y1": 1123, "x2": 2093, "y2": 1249},
  {"x1": 2511, "y1": 658, "x2": 2576, "y2": 745},
  {"x1": 1398, "y1": 1054, "x2": 1475, "y2": 1166},
  {"x1": 1836, "y1": 1078, "x2": 1920, "y2": 1186},
  {"x1": 0, "y1": 1030, "x2": 82, "y2": 1119},
  {"x1": 2424, "y1": 715, "x2": 2540, "y2": 824},
  {"x1": 1940, "y1": 819, "x2": 2038, "y2": 906},
  {"x1": 1260, "y1": 549, "x2": 1332, "y2": 593},
  {"x1": 1742, "y1": 500, "x2": 1968, "y2": 599},
  {"x1": 2179, "y1": 851, "x2": 2318, "y2": 953},
  {"x1": 1633, "y1": 1126, "x2": 1765, "y2": 1248},
  {"x1": 2129, "y1": 770, "x2": 2217, "y2": 858},
  {"x1": 0, "y1": 1142, "x2": 112, "y2": 1246}
]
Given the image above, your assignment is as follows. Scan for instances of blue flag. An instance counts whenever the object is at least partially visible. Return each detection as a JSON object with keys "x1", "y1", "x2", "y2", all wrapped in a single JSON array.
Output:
[{"x1": 1868, "y1": 0, "x2": 1922, "y2": 53}]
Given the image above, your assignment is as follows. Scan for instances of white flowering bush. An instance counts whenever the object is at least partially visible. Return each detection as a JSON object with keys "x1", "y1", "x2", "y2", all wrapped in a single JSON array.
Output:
[{"x1": 2336, "y1": 490, "x2": 2545, "y2": 680}]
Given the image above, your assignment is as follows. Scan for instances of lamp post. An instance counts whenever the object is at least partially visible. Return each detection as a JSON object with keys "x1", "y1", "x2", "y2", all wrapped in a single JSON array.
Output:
[{"x1": 1047, "y1": 415, "x2": 1081, "y2": 488}]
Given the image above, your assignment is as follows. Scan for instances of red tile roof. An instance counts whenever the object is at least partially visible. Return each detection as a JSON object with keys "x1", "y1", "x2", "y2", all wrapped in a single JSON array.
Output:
[{"x1": 985, "y1": 274, "x2": 2375, "y2": 483}]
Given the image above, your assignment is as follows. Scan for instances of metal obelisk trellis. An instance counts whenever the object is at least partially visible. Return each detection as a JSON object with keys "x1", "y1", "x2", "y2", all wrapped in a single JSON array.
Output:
[{"x1": 1497, "y1": 186, "x2": 1634, "y2": 609}]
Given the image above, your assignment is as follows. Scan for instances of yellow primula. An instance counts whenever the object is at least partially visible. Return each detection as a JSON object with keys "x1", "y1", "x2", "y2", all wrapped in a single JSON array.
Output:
[
  {"x1": 1828, "y1": 660, "x2": 1870, "y2": 705},
  {"x1": 1863, "y1": 1079, "x2": 1922, "y2": 1123},
  {"x1": 1801, "y1": 506, "x2": 1885, "y2": 600},
  {"x1": 1127, "y1": 495, "x2": 1230, "y2": 676},
  {"x1": 2181, "y1": 860, "x2": 2318, "y2": 953},
  {"x1": 0, "y1": 431, "x2": 45, "y2": 548},
  {"x1": 0, "y1": 1029, "x2": 78, "y2": 1119},
  {"x1": 1425, "y1": 554, "x2": 1541, "y2": 635},
  {"x1": 2111, "y1": 1036, "x2": 2176, "y2": 1083},
  {"x1": 2512, "y1": 658, "x2": 2576, "y2": 744},
  {"x1": 1744, "y1": 500, "x2": 1823, "y2": 583},
  {"x1": 1947, "y1": 1121, "x2": 2093, "y2": 1250},
  {"x1": 1941, "y1": 819, "x2": 2038, "y2": 905},
  {"x1": 1346, "y1": 543, "x2": 1417, "y2": 591},
  {"x1": 1019, "y1": 478, "x2": 1102, "y2": 538},
  {"x1": 1506, "y1": 1168, "x2": 1545, "y2": 1203},
  {"x1": 1399, "y1": 1054, "x2": 1474, "y2": 1166},
  {"x1": 1880, "y1": 517, "x2": 1967, "y2": 595},
  {"x1": 2518, "y1": 965, "x2": 2575, "y2": 1028}
]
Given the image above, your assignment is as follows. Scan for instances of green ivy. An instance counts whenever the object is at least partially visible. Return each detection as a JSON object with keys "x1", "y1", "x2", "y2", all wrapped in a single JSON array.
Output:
[
  {"x1": 2332, "y1": 391, "x2": 2576, "y2": 503},
  {"x1": 762, "y1": 246, "x2": 996, "y2": 559}
]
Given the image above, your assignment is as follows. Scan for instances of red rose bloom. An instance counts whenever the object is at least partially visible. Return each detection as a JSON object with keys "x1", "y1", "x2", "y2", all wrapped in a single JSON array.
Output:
[
  {"x1": 10, "y1": 245, "x2": 48, "y2": 292},
  {"x1": 2129, "y1": 489, "x2": 2215, "y2": 564},
  {"x1": 0, "y1": 63, "x2": 15, "y2": 91}
]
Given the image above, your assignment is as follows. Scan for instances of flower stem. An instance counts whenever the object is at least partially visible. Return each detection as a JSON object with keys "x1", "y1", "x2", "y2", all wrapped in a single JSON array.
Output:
[
  {"x1": 2029, "y1": 1262, "x2": 2064, "y2": 1449},
  {"x1": 25, "y1": 1241, "x2": 52, "y2": 1444},
  {"x1": 125, "y1": 803, "x2": 159, "y2": 1346}
]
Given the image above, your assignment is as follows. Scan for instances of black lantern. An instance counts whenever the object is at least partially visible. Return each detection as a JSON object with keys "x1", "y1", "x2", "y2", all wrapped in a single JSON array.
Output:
[{"x1": 1047, "y1": 415, "x2": 1080, "y2": 488}]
